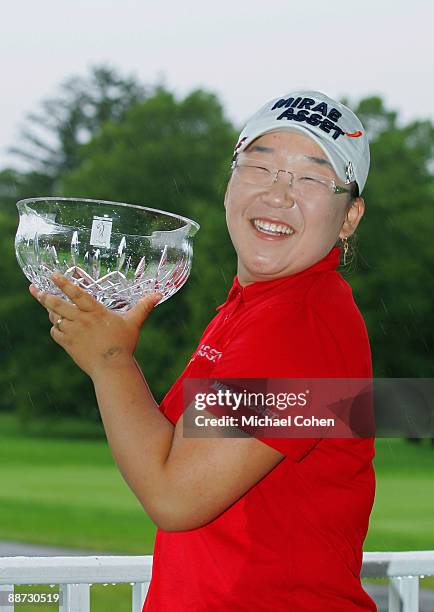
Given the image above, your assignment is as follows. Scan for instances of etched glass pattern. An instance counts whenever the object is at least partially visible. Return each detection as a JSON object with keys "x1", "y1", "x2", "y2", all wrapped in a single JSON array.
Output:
[{"x1": 15, "y1": 198, "x2": 200, "y2": 311}]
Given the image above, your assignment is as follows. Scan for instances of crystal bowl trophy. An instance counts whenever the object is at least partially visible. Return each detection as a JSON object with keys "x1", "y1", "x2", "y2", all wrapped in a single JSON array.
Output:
[{"x1": 15, "y1": 198, "x2": 200, "y2": 311}]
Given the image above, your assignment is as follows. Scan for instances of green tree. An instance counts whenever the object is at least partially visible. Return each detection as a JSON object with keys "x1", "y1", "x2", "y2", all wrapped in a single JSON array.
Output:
[
  {"x1": 61, "y1": 87, "x2": 237, "y2": 400},
  {"x1": 8, "y1": 64, "x2": 147, "y2": 188},
  {"x1": 0, "y1": 168, "x2": 99, "y2": 427},
  {"x1": 345, "y1": 97, "x2": 434, "y2": 376},
  {"x1": 0, "y1": 86, "x2": 237, "y2": 426},
  {"x1": 0, "y1": 64, "x2": 151, "y2": 426},
  {"x1": 2, "y1": 86, "x2": 432, "y2": 432}
]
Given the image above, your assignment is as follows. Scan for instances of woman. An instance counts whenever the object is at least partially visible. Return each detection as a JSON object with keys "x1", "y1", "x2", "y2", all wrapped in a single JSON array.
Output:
[{"x1": 30, "y1": 90, "x2": 376, "y2": 611}]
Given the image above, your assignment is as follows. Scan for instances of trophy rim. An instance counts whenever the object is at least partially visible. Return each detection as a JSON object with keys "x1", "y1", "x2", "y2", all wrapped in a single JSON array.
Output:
[{"x1": 16, "y1": 196, "x2": 201, "y2": 234}]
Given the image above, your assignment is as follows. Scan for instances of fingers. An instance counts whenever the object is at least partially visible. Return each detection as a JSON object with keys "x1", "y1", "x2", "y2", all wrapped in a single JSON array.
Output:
[
  {"x1": 145, "y1": 292, "x2": 164, "y2": 307},
  {"x1": 49, "y1": 324, "x2": 67, "y2": 346},
  {"x1": 51, "y1": 273, "x2": 100, "y2": 312},
  {"x1": 29, "y1": 284, "x2": 77, "y2": 319},
  {"x1": 43, "y1": 308, "x2": 68, "y2": 345},
  {"x1": 47, "y1": 309, "x2": 67, "y2": 328},
  {"x1": 47, "y1": 309, "x2": 56, "y2": 325},
  {"x1": 122, "y1": 291, "x2": 163, "y2": 328},
  {"x1": 29, "y1": 273, "x2": 99, "y2": 315}
]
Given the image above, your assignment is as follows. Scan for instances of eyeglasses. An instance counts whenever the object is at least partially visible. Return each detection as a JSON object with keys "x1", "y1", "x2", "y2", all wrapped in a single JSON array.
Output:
[{"x1": 230, "y1": 158, "x2": 351, "y2": 198}]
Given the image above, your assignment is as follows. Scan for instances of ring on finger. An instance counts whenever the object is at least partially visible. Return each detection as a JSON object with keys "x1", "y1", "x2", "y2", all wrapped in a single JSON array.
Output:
[{"x1": 55, "y1": 316, "x2": 63, "y2": 330}]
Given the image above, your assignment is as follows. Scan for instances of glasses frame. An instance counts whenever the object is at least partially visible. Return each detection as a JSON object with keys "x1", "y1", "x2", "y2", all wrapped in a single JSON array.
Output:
[{"x1": 230, "y1": 158, "x2": 351, "y2": 196}]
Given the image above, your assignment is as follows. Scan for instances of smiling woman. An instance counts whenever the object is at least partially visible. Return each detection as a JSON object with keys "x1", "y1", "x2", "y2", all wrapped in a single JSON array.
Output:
[
  {"x1": 224, "y1": 129, "x2": 365, "y2": 283},
  {"x1": 141, "y1": 91, "x2": 376, "y2": 611},
  {"x1": 30, "y1": 89, "x2": 376, "y2": 612}
]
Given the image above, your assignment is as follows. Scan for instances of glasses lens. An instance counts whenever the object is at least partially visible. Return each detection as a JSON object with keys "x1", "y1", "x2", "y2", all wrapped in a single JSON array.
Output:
[
  {"x1": 235, "y1": 164, "x2": 272, "y2": 186},
  {"x1": 294, "y1": 174, "x2": 331, "y2": 198},
  {"x1": 234, "y1": 161, "x2": 338, "y2": 197}
]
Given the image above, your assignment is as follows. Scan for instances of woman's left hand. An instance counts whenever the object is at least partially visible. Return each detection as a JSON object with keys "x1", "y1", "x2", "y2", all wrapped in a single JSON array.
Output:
[{"x1": 29, "y1": 273, "x2": 163, "y2": 379}]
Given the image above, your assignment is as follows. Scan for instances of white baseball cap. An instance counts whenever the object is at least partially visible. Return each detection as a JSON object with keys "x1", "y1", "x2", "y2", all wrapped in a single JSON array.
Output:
[{"x1": 234, "y1": 90, "x2": 370, "y2": 193}]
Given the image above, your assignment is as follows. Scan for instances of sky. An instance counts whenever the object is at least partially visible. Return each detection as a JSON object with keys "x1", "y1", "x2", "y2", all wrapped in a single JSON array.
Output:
[{"x1": 1, "y1": 0, "x2": 433, "y2": 170}]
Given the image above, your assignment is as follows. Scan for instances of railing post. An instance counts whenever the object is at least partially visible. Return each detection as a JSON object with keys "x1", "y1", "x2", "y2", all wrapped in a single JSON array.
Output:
[
  {"x1": 132, "y1": 582, "x2": 149, "y2": 612},
  {"x1": 59, "y1": 583, "x2": 90, "y2": 612},
  {"x1": 0, "y1": 584, "x2": 14, "y2": 612},
  {"x1": 389, "y1": 576, "x2": 419, "y2": 612}
]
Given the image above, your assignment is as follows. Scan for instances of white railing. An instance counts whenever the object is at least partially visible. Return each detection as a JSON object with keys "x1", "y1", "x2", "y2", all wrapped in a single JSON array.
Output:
[
  {"x1": 0, "y1": 556, "x2": 152, "y2": 612},
  {"x1": 362, "y1": 551, "x2": 434, "y2": 612},
  {"x1": 0, "y1": 551, "x2": 433, "y2": 611}
]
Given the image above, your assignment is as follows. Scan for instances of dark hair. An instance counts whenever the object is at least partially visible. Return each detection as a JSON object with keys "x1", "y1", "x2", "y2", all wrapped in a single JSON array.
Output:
[
  {"x1": 346, "y1": 182, "x2": 360, "y2": 209},
  {"x1": 340, "y1": 182, "x2": 361, "y2": 266}
]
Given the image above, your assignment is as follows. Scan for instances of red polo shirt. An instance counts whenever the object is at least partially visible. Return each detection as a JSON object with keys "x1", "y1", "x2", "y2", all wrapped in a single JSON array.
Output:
[{"x1": 143, "y1": 246, "x2": 376, "y2": 611}]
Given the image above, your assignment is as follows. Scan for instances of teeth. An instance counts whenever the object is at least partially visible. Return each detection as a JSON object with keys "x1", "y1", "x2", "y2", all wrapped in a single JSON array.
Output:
[{"x1": 252, "y1": 219, "x2": 294, "y2": 236}]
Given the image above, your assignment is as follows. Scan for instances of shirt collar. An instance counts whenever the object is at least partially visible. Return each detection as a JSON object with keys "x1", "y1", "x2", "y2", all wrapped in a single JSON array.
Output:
[{"x1": 216, "y1": 246, "x2": 341, "y2": 311}]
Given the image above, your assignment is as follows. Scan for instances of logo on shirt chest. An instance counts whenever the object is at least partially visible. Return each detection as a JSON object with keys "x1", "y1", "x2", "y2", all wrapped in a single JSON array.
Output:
[{"x1": 196, "y1": 343, "x2": 223, "y2": 363}]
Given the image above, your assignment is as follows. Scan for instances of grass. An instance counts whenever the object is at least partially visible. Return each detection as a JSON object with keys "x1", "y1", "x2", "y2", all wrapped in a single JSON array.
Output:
[
  {"x1": 1, "y1": 413, "x2": 434, "y2": 608},
  {"x1": 0, "y1": 415, "x2": 154, "y2": 611},
  {"x1": 1, "y1": 411, "x2": 106, "y2": 440},
  {"x1": 4, "y1": 585, "x2": 134, "y2": 612},
  {"x1": 366, "y1": 437, "x2": 434, "y2": 551},
  {"x1": 365, "y1": 437, "x2": 434, "y2": 591},
  {"x1": 0, "y1": 427, "x2": 156, "y2": 554}
]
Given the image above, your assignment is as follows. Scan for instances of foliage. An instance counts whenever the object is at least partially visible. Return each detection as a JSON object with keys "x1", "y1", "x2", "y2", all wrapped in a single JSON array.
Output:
[
  {"x1": 8, "y1": 64, "x2": 147, "y2": 188},
  {"x1": 0, "y1": 72, "x2": 236, "y2": 423},
  {"x1": 347, "y1": 96, "x2": 434, "y2": 376},
  {"x1": 0, "y1": 65, "x2": 432, "y2": 428},
  {"x1": 60, "y1": 86, "x2": 237, "y2": 401}
]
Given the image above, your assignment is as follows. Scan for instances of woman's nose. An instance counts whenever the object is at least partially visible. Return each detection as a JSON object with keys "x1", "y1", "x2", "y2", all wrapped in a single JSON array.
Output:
[{"x1": 261, "y1": 176, "x2": 297, "y2": 208}]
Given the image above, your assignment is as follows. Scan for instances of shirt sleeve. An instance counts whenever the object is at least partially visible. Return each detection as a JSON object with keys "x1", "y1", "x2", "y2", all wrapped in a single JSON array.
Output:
[{"x1": 208, "y1": 295, "x2": 362, "y2": 461}]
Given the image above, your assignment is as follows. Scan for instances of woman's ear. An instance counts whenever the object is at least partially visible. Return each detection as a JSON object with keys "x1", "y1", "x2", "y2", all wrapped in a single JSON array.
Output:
[{"x1": 340, "y1": 197, "x2": 365, "y2": 239}]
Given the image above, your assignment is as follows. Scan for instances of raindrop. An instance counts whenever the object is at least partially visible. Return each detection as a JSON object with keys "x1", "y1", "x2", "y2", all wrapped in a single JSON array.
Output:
[
  {"x1": 380, "y1": 297, "x2": 388, "y2": 315},
  {"x1": 172, "y1": 177, "x2": 181, "y2": 195},
  {"x1": 129, "y1": 582, "x2": 135, "y2": 586}
]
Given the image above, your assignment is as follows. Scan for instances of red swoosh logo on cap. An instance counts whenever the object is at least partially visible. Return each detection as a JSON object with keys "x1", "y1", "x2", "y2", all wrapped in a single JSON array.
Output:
[
  {"x1": 235, "y1": 136, "x2": 248, "y2": 151},
  {"x1": 345, "y1": 131, "x2": 363, "y2": 138}
]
